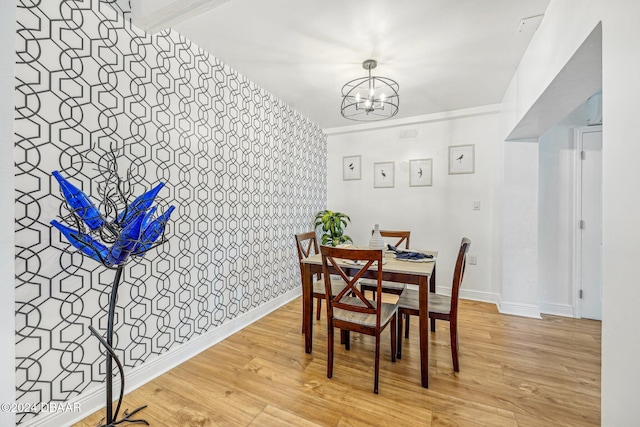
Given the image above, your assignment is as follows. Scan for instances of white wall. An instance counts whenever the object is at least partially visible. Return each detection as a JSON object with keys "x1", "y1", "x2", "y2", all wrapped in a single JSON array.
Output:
[
  {"x1": 1, "y1": 2, "x2": 16, "y2": 426},
  {"x1": 501, "y1": 1, "x2": 602, "y2": 136},
  {"x1": 600, "y1": 1, "x2": 640, "y2": 423},
  {"x1": 538, "y1": 103, "x2": 590, "y2": 316},
  {"x1": 500, "y1": 141, "x2": 540, "y2": 318},
  {"x1": 502, "y1": 0, "x2": 640, "y2": 423},
  {"x1": 326, "y1": 106, "x2": 501, "y2": 301},
  {"x1": 537, "y1": 126, "x2": 575, "y2": 315}
]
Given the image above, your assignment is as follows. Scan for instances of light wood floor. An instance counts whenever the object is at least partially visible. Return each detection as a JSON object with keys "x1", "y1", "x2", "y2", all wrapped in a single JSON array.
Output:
[{"x1": 74, "y1": 298, "x2": 601, "y2": 426}]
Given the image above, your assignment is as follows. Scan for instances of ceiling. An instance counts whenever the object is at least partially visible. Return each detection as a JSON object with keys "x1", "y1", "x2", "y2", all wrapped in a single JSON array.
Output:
[{"x1": 128, "y1": 0, "x2": 551, "y2": 130}]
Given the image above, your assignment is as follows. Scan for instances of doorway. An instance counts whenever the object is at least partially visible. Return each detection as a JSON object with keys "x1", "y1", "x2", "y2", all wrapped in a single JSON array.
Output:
[{"x1": 575, "y1": 126, "x2": 602, "y2": 320}]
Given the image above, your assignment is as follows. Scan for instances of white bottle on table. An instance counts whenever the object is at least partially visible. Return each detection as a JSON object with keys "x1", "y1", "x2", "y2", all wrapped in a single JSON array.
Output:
[{"x1": 368, "y1": 224, "x2": 385, "y2": 250}]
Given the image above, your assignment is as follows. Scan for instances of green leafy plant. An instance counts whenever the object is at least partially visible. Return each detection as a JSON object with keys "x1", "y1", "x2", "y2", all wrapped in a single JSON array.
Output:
[{"x1": 314, "y1": 210, "x2": 353, "y2": 246}]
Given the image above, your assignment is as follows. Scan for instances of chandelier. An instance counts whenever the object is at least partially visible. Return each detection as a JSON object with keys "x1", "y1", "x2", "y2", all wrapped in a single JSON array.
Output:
[{"x1": 341, "y1": 59, "x2": 399, "y2": 121}]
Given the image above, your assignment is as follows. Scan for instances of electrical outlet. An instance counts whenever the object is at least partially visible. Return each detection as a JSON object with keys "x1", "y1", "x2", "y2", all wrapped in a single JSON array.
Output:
[{"x1": 469, "y1": 255, "x2": 477, "y2": 265}]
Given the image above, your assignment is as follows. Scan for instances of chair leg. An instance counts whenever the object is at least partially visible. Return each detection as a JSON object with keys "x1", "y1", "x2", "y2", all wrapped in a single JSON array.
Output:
[
  {"x1": 405, "y1": 313, "x2": 411, "y2": 338},
  {"x1": 316, "y1": 297, "x2": 322, "y2": 321},
  {"x1": 431, "y1": 318, "x2": 436, "y2": 332},
  {"x1": 361, "y1": 285, "x2": 376, "y2": 300},
  {"x1": 450, "y1": 320, "x2": 459, "y2": 372},
  {"x1": 374, "y1": 333, "x2": 380, "y2": 394},
  {"x1": 338, "y1": 330, "x2": 350, "y2": 349},
  {"x1": 344, "y1": 330, "x2": 351, "y2": 350},
  {"x1": 397, "y1": 311, "x2": 404, "y2": 359},
  {"x1": 327, "y1": 325, "x2": 334, "y2": 378},
  {"x1": 390, "y1": 314, "x2": 397, "y2": 363},
  {"x1": 301, "y1": 296, "x2": 315, "y2": 334},
  {"x1": 302, "y1": 297, "x2": 310, "y2": 334}
]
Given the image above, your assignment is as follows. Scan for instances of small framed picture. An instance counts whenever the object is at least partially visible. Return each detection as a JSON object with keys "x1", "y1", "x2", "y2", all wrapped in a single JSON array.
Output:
[
  {"x1": 373, "y1": 161, "x2": 394, "y2": 188},
  {"x1": 410, "y1": 159, "x2": 433, "y2": 187},
  {"x1": 343, "y1": 155, "x2": 361, "y2": 180},
  {"x1": 448, "y1": 144, "x2": 475, "y2": 174}
]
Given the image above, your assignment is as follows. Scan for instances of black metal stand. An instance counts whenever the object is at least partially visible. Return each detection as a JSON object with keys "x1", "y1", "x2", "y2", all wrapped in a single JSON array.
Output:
[{"x1": 89, "y1": 265, "x2": 149, "y2": 426}]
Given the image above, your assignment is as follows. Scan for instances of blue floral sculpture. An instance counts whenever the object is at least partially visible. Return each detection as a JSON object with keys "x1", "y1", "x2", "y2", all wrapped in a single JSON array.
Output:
[
  {"x1": 50, "y1": 167, "x2": 174, "y2": 427},
  {"x1": 50, "y1": 219, "x2": 110, "y2": 261},
  {"x1": 51, "y1": 171, "x2": 173, "y2": 268},
  {"x1": 52, "y1": 170, "x2": 105, "y2": 230}
]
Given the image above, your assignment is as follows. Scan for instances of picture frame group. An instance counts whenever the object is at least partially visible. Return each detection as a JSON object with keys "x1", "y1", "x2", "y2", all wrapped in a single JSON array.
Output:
[{"x1": 342, "y1": 144, "x2": 475, "y2": 187}]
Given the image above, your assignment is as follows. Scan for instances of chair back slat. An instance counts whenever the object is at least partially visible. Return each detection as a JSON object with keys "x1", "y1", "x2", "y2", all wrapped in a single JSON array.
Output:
[
  {"x1": 301, "y1": 239, "x2": 313, "y2": 257},
  {"x1": 295, "y1": 231, "x2": 320, "y2": 281},
  {"x1": 321, "y1": 246, "x2": 384, "y2": 321},
  {"x1": 449, "y1": 237, "x2": 471, "y2": 318},
  {"x1": 373, "y1": 230, "x2": 411, "y2": 249},
  {"x1": 325, "y1": 255, "x2": 372, "y2": 307}
]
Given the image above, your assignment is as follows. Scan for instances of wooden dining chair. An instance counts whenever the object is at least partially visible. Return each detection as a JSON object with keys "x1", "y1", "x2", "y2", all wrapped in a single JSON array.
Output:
[
  {"x1": 320, "y1": 246, "x2": 397, "y2": 394},
  {"x1": 295, "y1": 231, "x2": 346, "y2": 329},
  {"x1": 397, "y1": 237, "x2": 471, "y2": 372},
  {"x1": 360, "y1": 230, "x2": 411, "y2": 299}
]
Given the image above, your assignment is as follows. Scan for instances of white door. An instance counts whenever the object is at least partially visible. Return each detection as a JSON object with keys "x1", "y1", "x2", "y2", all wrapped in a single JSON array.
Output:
[{"x1": 579, "y1": 128, "x2": 602, "y2": 320}]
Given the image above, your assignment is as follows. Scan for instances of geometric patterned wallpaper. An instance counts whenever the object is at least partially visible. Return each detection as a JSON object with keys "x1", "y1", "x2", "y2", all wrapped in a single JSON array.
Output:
[{"x1": 14, "y1": 0, "x2": 325, "y2": 424}]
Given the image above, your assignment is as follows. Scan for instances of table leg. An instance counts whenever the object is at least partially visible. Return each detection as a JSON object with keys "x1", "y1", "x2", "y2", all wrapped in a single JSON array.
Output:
[
  {"x1": 302, "y1": 263, "x2": 313, "y2": 353},
  {"x1": 419, "y1": 275, "x2": 429, "y2": 388},
  {"x1": 430, "y1": 263, "x2": 436, "y2": 292},
  {"x1": 430, "y1": 263, "x2": 436, "y2": 332}
]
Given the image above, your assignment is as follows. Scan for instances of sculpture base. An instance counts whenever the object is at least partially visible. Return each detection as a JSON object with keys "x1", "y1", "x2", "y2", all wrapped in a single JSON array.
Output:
[{"x1": 97, "y1": 405, "x2": 148, "y2": 426}]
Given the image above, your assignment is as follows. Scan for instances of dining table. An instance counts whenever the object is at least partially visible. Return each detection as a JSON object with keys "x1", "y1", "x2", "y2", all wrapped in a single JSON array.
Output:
[{"x1": 300, "y1": 248, "x2": 437, "y2": 388}]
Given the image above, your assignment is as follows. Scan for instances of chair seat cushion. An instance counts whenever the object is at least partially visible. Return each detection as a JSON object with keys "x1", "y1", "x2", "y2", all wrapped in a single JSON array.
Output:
[
  {"x1": 359, "y1": 279, "x2": 406, "y2": 292},
  {"x1": 313, "y1": 279, "x2": 346, "y2": 297},
  {"x1": 397, "y1": 289, "x2": 451, "y2": 314},
  {"x1": 334, "y1": 297, "x2": 397, "y2": 327}
]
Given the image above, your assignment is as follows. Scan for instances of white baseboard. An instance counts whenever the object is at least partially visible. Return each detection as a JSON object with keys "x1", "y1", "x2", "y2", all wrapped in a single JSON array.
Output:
[
  {"x1": 497, "y1": 299, "x2": 542, "y2": 319},
  {"x1": 407, "y1": 284, "x2": 500, "y2": 305},
  {"x1": 398, "y1": 285, "x2": 547, "y2": 319},
  {"x1": 458, "y1": 288, "x2": 500, "y2": 304},
  {"x1": 405, "y1": 284, "x2": 500, "y2": 306},
  {"x1": 538, "y1": 301, "x2": 575, "y2": 317},
  {"x1": 23, "y1": 288, "x2": 302, "y2": 427}
]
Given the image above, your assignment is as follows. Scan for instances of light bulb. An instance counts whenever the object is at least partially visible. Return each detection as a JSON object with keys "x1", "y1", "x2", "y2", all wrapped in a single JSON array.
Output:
[{"x1": 379, "y1": 93, "x2": 386, "y2": 108}]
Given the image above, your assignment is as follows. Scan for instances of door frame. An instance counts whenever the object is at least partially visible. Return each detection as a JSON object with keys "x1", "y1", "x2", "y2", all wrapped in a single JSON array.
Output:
[{"x1": 572, "y1": 125, "x2": 602, "y2": 318}]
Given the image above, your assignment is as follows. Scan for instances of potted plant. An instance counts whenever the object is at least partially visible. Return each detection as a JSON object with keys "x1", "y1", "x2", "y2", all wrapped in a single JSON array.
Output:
[{"x1": 314, "y1": 210, "x2": 353, "y2": 246}]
